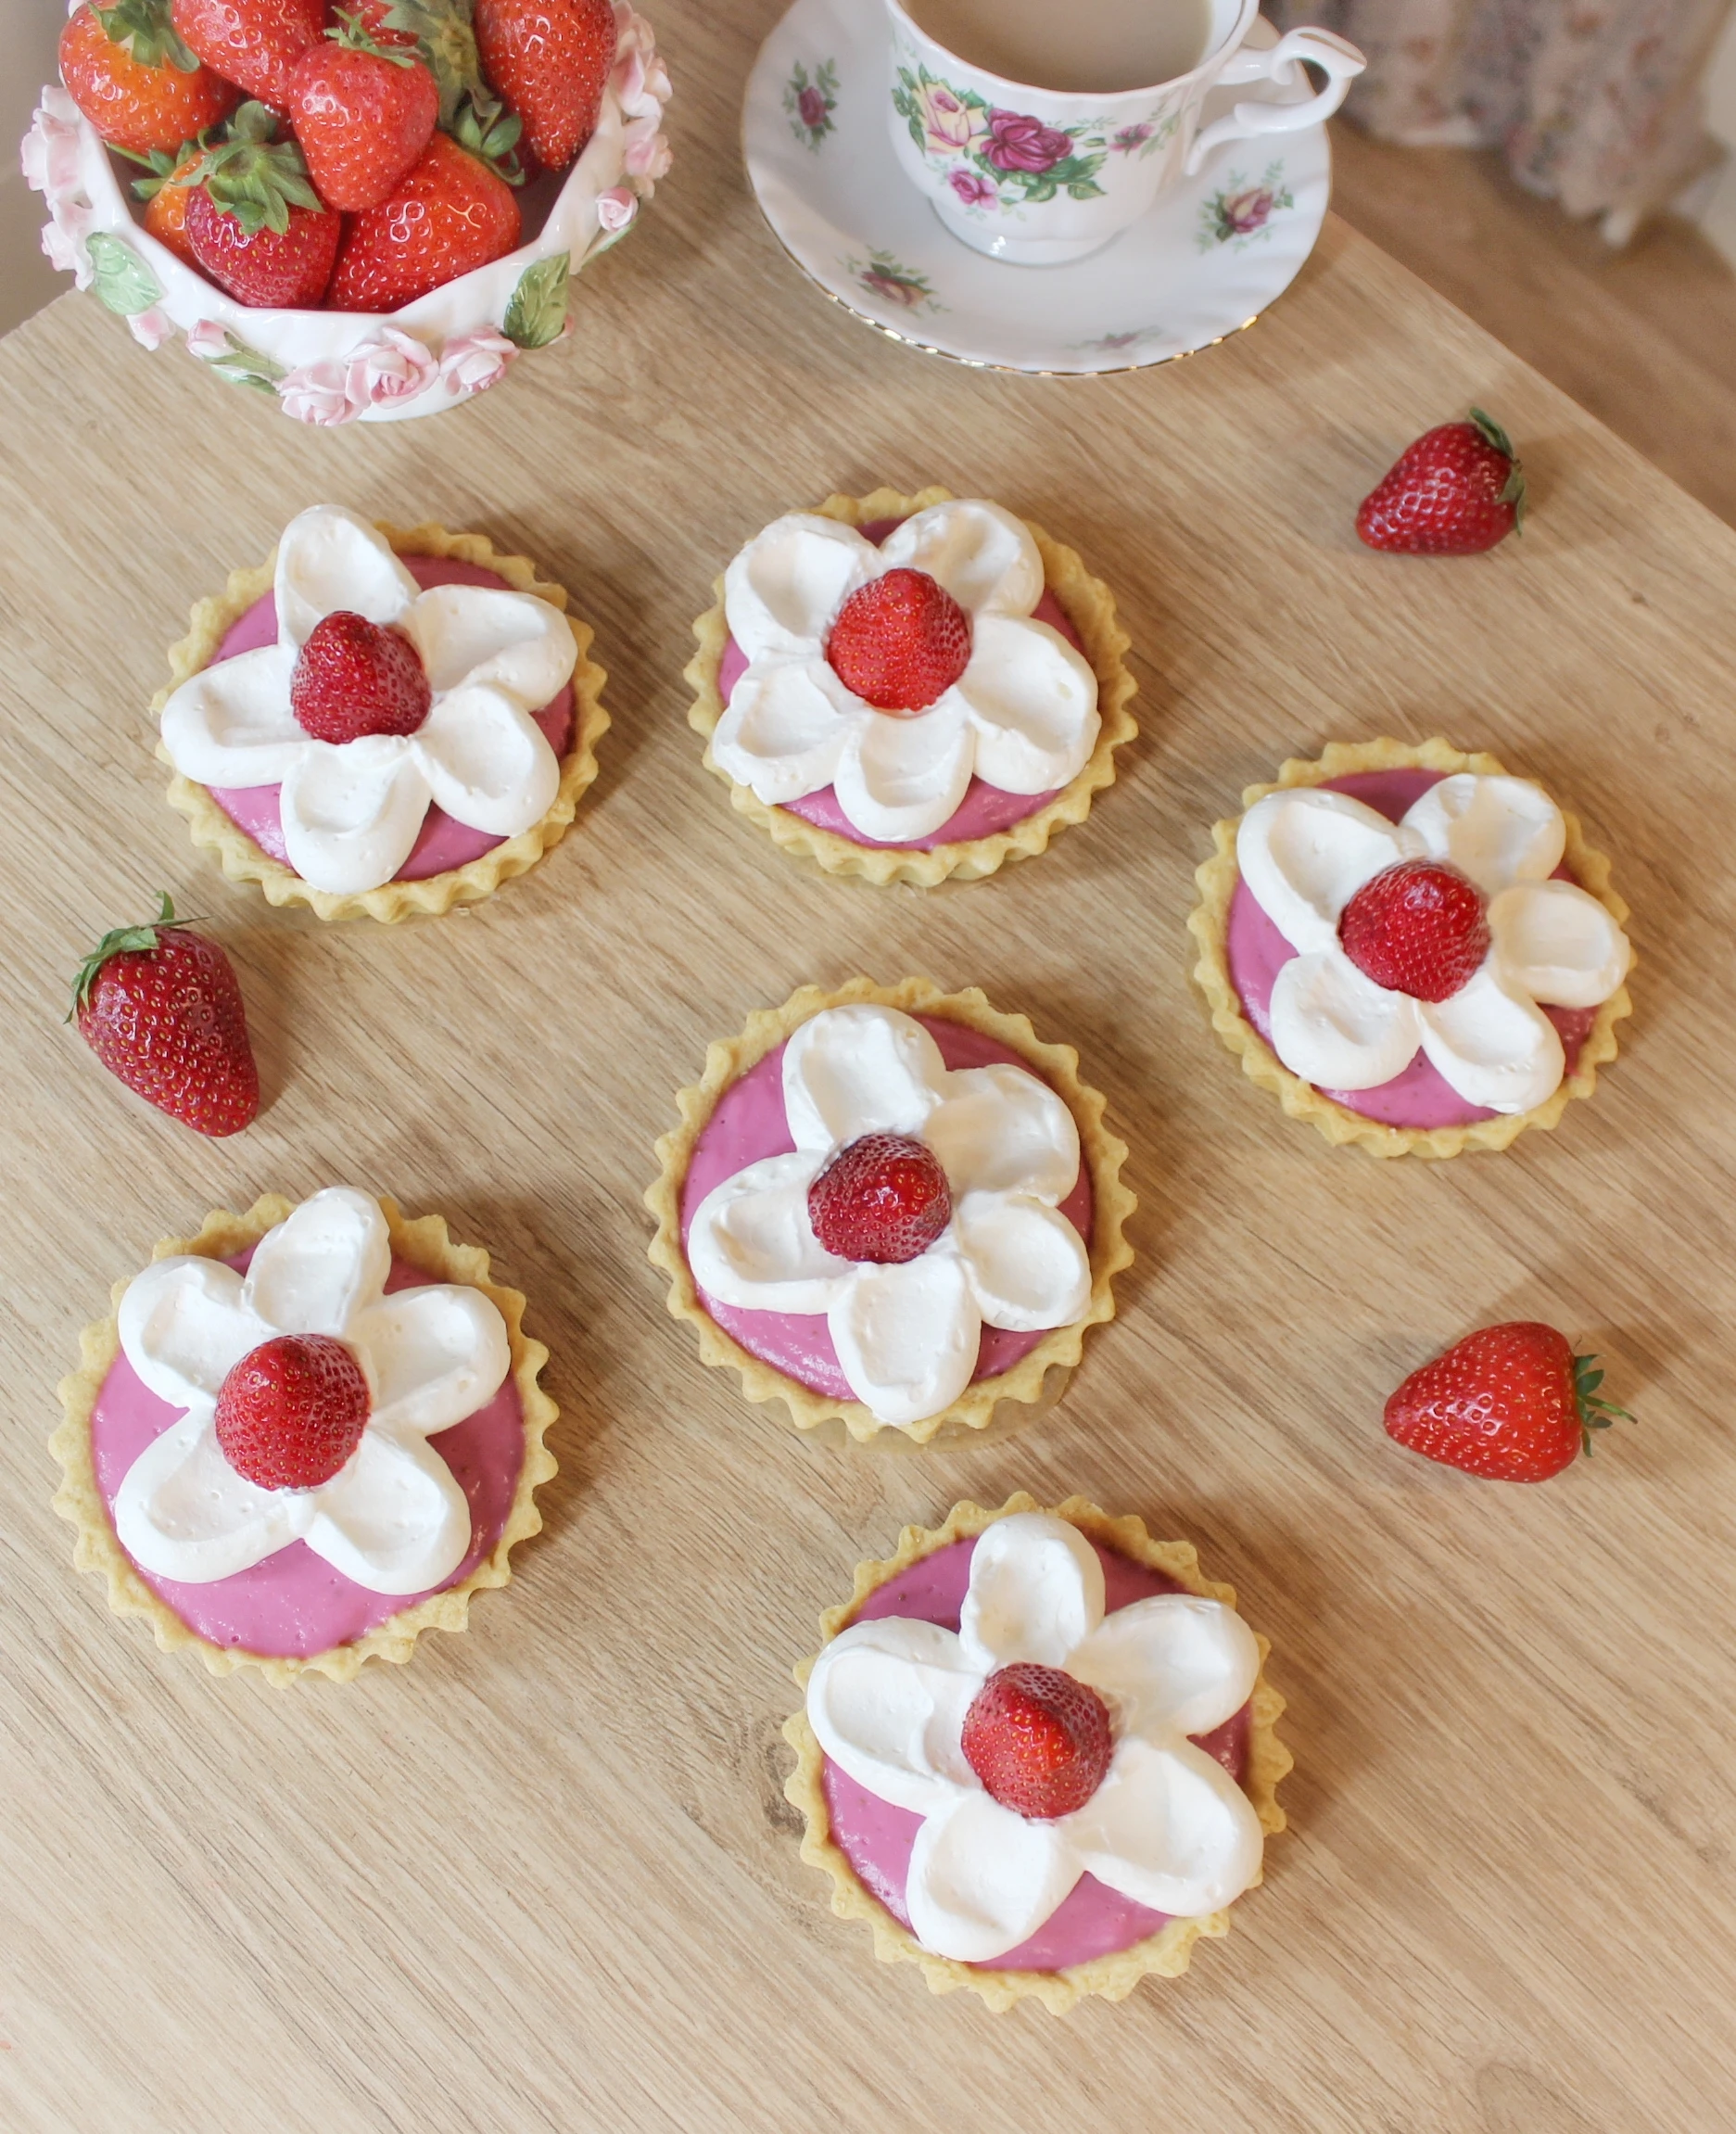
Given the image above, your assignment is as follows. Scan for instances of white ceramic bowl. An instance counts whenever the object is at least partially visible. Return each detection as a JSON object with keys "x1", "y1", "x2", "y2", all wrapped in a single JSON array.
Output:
[{"x1": 21, "y1": 4, "x2": 671, "y2": 424}]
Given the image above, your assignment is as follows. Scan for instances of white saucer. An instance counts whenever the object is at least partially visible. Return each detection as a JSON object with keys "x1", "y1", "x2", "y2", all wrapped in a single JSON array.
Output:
[{"x1": 742, "y1": 5, "x2": 1331, "y2": 375}]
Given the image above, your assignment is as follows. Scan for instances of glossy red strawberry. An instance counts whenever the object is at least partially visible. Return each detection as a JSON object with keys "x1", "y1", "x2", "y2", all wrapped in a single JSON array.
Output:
[
  {"x1": 1357, "y1": 408, "x2": 1527, "y2": 555},
  {"x1": 474, "y1": 0, "x2": 615, "y2": 170},
  {"x1": 170, "y1": 0, "x2": 326, "y2": 108},
  {"x1": 961, "y1": 1663, "x2": 1113, "y2": 1820},
  {"x1": 71, "y1": 893, "x2": 259, "y2": 1137},
  {"x1": 183, "y1": 100, "x2": 338, "y2": 305},
  {"x1": 325, "y1": 130, "x2": 522, "y2": 311},
  {"x1": 1338, "y1": 859, "x2": 1489, "y2": 1001},
  {"x1": 288, "y1": 20, "x2": 439, "y2": 211},
  {"x1": 131, "y1": 133, "x2": 212, "y2": 263},
  {"x1": 1385, "y1": 1322, "x2": 1630, "y2": 1483},
  {"x1": 214, "y1": 1335, "x2": 371, "y2": 1490},
  {"x1": 826, "y1": 569, "x2": 972, "y2": 714},
  {"x1": 59, "y1": 0, "x2": 238, "y2": 158},
  {"x1": 807, "y1": 1134, "x2": 952, "y2": 1265},
  {"x1": 290, "y1": 611, "x2": 432, "y2": 743}
]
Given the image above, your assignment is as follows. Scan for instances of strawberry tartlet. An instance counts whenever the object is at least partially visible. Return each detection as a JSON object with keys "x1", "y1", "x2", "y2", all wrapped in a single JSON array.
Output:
[
  {"x1": 645, "y1": 979, "x2": 1134, "y2": 1444},
  {"x1": 52, "y1": 1187, "x2": 557, "y2": 1682},
  {"x1": 154, "y1": 505, "x2": 610, "y2": 920},
  {"x1": 685, "y1": 487, "x2": 1138, "y2": 886},
  {"x1": 784, "y1": 1495, "x2": 1290, "y2": 2012},
  {"x1": 1188, "y1": 738, "x2": 1634, "y2": 1157}
]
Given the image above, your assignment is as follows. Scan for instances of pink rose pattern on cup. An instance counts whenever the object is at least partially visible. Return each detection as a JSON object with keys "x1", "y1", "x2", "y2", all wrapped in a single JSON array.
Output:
[{"x1": 893, "y1": 64, "x2": 1135, "y2": 210}]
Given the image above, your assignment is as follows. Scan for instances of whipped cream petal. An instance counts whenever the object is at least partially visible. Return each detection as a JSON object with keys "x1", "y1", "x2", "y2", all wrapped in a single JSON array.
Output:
[
  {"x1": 1268, "y1": 948, "x2": 1423, "y2": 1090},
  {"x1": 1417, "y1": 965, "x2": 1565, "y2": 1113},
  {"x1": 905, "y1": 1790, "x2": 1081, "y2": 1963},
  {"x1": 805, "y1": 1616, "x2": 981, "y2": 1814},
  {"x1": 925, "y1": 1062, "x2": 1081, "y2": 1203},
  {"x1": 1489, "y1": 878, "x2": 1631, "y2": 1007},
  {"x1": 274, "y1": 505, "x2": 419, "y2": 652},
  {"x1": 954, "y1": 1192, "x2": 1090, "y2": 1334},
  {"x1": 831, "y1": 695, "x2": 973, "y2": 843},
  {"x1": 955, "y1": 616, "x2": 1099, "y2": 794},
  {"x1": 1403, "y1": 772, "x2": 1564, "y2": 895},
  {"x1": 350, "y1": 1284, "x2": 512, "y2": 1436},
  {"x1": 302, "y1": 1422, "x2": 472, "y2": 1594},
  {"x1": 958, "y1": 1512, "x2": 1105, "y2": 1674},
  {"x1": 711, "y1": 657, "x2": 855, "y2": 806},
  {"x1": 1070, "y1": 1594, "x2": 1261, "y2": 1744},
  {"x1": 396, "y1": 583, "x2": 577, "y2": 702},
  {"x1": 158, "y1": 642, "x2": 306, "y2": 789},
  {"x1": 113, "y1": 1412, "x2": 314, "y2": 1583},
  {"x1": 876, "y1": 500, "x2": 1044, "y2": 618},
  {"x1": 412, "y1": 683, "x2": 561, "y2": 836},
  {"x1": 244, "y1": 1187, "x2": 392, "y2": 1339},
  {"x1": 686, "y1": 1151, "x2": 844, "y2": 1313},
  {"x1": 781, "y1": 1004, "x2": 946, "y2": 1153},
  {"x1": 278, "y1": 736, "x2": 432, "y2": 896},
  {"x1": 1238, "y1": 789, "x2": 1421, "y2": 955},
  {"x1": 118, "y1": 1255, "x2": 269, "y2": 1412},
  {"x1": 827, "y1": 1249, "x2": 979, "y2": 1426},
  {"x1": 1067, "y1": 1734, "x2": 1266, "y2": 1918},
  {"x1": 722, "y1": 513, "x2": 877, "y2": 664}
]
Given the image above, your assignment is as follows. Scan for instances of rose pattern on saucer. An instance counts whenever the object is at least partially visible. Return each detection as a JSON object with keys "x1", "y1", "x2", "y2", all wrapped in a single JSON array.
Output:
[
  {"x1": 1197, "y1": 159, "x2": 1294, "y2": 249},
  {"x1": 806, "y1": 1512, "x2": 1266, "y2": 1961},
  {"x1": 785, "y1": 58, "x2": 839, "y2": 149},
  {"x1": 842, "y1": 247, "x2": 942, "y2": 313}
]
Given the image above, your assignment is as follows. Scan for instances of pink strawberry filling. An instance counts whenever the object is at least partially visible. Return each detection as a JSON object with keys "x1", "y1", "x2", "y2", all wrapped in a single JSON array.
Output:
[
  {"x1": 88, "y1": 1248, "x2": 524, "y2": 1659},
  {"x1": 716, "y1": 518, "x2": 1075, "y2": 850},
  {"x1": 1226, "y1": 768, "x2": 1597, "y2": 1129},
  {"x1": 202, "y1": 556, "x2": 576, "y2": 883},
  {"x1": 821, "y1": 1533, "x2": 1253, "y2": 1972},
  {"x1": 678, "y1": 1015, "x2": 1092, "y2": 1404}
]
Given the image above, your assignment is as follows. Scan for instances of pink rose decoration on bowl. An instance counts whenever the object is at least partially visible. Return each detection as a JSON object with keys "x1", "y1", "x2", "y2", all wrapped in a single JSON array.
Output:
[
  {"x1": 598, "y1": 184, "x2": 639, "y2": 234},
  {"x1": 439, "y1": 331, "x2": 518, "y2": 398},
  {"x1": 345, "y1": 329, "x2": 438, "y2": 409},
  {"x1": 276, "y1": 359, "x2": 360, "y2": 427},
  {"x1": 985, "y1": 109, "x2": 1073, "y2": 174}
]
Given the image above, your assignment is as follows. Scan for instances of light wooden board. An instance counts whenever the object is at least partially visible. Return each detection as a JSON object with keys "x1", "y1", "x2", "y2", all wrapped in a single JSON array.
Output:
[{"x1": 3, "y1": 6, "x2": 1734, "y2": 2125}]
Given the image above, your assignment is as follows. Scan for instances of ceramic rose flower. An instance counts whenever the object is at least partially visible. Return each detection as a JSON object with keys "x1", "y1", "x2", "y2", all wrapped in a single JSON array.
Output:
[
  {"x1": 712, "y1": 500, "x2": 1100, "y2": 844},
  {"x1": 1220, "y1": 184, "x2": 1275, "y2": 235},
  {"x1": 158, "y1": 505, "x2": 576, "y2": 895},
  {"x1": 22, "y1": 88, "x2": 95, "y2": 286},
  {"x1": 687, "y1": 1005, "x2": 1091, "y2": 1429},
  {"x1": 347, "y1": 329, "x2": 439, "y2": 409},
  {"x1": 1238, "y1": 776, "x2": 1632, "y2": 1111},
  {"x1": 948, "y1": 169, "x2": 996, "y2": 208},
  {"x1": 597, "y1": 185, "x2": 639, "y2": 234},
  {"x1": 439, "y1": 330, "x2": 517, "y2": 397},
  {"x1": 807, "y1": 1513, "x2": 1266, "y2": 1962},
  {"x1": 277, "y1": 359, "x2": 358, "y2": 426},
  {"x1": 914, "y1": 80, "x2": 986, "y2": 155},
  {"x1": 114, "y1": 1189, "x2": 510, "y2": 1594},
  {"x1": 986, "y1": 109, "x2": 1072, "y2": 173}
]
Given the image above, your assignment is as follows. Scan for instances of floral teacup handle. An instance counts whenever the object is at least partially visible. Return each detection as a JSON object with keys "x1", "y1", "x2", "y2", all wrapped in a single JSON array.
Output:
[{"x1": 1185, "y1": 27, "x2": 1366, "y2": 176}]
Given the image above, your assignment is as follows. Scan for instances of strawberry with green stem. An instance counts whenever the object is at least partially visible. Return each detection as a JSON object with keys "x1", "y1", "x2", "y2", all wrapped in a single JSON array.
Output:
[
  {"x1": 326, "y1": 129, "x2": 522, "y2": 311},
  {"x1": 169, "y1": 0, "x2": 327, "y2": 109},
  {"x1": 1357, "y1": 408, "x2": 1527, "y2": 556},
  {"x1": 59, "y1": 0, "x2": 239, "y2": 158},
  {"x1": 1384, "y1": 1321, "x2": 1632, "y2": 1482},
  {"x1": 288, "y1": 13, "x2": 440, "y2": 212},
  {"x1": 182, "y1": 99, "x2": 340, "y2": 307}
]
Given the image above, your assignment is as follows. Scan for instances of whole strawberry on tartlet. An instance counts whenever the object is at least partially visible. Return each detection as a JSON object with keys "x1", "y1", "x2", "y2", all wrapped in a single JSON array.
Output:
[
  {"x1": 686, "y1": 488, "x2": 1138, "y2": 887},
  {"x1": 1385, "y1": 1322, "x2": 1630, "y2": 1482},
  {"x1": 645, "y1": 978, "x2": 1134, "y2": 1445},
  {"x1": 783, "y1": 1495, "x2": 1289, "y2": 2013},
  {"x1": 153, "y1": 505, "x2": 610, "y2": 921},
  {"x1": 52, "y1": 1187, "x2": 558, "y2": 1683},
  {"x1": 1187, "y1": 738, "x2": 1634, "y2": 1158}
]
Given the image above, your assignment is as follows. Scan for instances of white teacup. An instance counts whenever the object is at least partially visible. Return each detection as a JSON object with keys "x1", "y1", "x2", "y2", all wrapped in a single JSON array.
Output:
[{"x1": 885, "y1": 0, "x2": 1364, "y2": 265}]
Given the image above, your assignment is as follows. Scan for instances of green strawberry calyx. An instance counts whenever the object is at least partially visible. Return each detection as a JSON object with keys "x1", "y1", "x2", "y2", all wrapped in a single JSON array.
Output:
[
  {"x1": 1470, "y1": 405, "x2": 1527, "y2": 532},
  {"x1": 449, "y1": 90, "x2": 527, "y2": 184},
  {"x1": 326, "y1": 9, "x2": 422, "y2": 66},
  {"x1": 192, "y1": 102, "x2": 325, "y2": 237},
  {"x1": 70, "y1": 892, "x2": 198, "y2": 1019},
  {"x1": 98, "y1": 0, "x2": 200, "y2": 73},
  {"x1": 1572, "y1": 1352, "x2": 1632, "y2": 1457}
]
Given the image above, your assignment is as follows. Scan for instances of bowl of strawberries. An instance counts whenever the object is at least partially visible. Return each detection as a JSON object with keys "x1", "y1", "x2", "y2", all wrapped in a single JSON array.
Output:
[{"x1": 23, "y1": 0, "x2": 672, "y2": 423}]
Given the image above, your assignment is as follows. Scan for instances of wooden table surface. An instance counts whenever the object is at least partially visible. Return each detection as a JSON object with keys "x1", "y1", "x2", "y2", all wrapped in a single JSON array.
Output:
[{"x1": 4, "y1": 6, "x2": 1735, "y2": 2128}]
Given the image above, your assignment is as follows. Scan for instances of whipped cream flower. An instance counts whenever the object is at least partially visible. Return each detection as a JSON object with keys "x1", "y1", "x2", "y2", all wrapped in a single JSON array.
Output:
[
  {"x1": 114, "y1": 1188, "x2": 511, "y2": 1594},
  {"x1": 1238, "y1": 775, "x2": 1632, "y2": 1112},
  {"x1": 808, "y1": 1513, "x2": 1266, "y2": 1963},
  {"x1": 687, "y1": 1005, "x2": 1091, "y2": 1429},
  {"x1": 713, "y1": 501, "x2": 1100, "y2": 843},
  {"x1": 158, "y1": 505, "x2": 577, "y2": 895}
]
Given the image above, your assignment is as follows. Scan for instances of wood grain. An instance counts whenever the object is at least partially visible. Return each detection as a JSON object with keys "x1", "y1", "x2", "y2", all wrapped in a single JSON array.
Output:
[{"x1": 3, "y1": 6, "x2": 1735, "y2": 2126}]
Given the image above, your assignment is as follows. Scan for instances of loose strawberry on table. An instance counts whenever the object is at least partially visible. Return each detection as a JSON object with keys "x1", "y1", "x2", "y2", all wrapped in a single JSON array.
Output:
[
  {"x1": 71, "y1": 894, "x2": 260, "y2": 1138},
  {"x1": 170, "y1": 0, "x2": 326, "y2": 108},
  {"x1": 325, "y1": 129, "x2": 523, "y2": 311},
  {"x1": 474, "y1": 0, "x2": 617, "y2": 171},
  {"x1": 1384, "y1": 1322, "x2": 1630, "y2": 1483},
  {"x1": 1357, "y1": 409, "x2": 1527, "y2": 555},
  {"x1": 60, "y1": 0, "x2": 238, "y2": 159},
  {"x1": 287, "y1": 16, "x2": 440, "y2": 213},
  {"x1": 182, "y1": 99, "x2": 339, "y2": 306}
]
